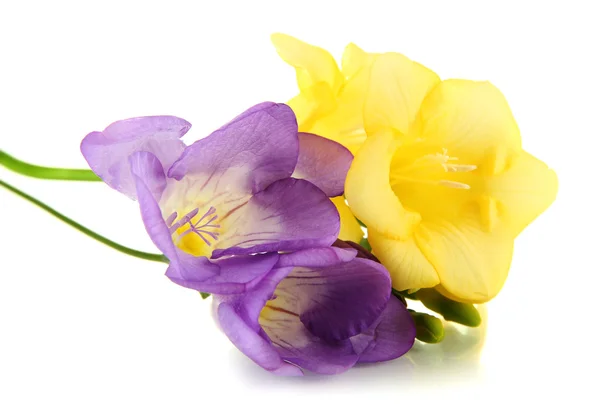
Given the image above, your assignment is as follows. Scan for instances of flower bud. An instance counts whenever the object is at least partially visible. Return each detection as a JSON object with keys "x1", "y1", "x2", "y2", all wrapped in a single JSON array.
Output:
[
  {"x1": 416, "y1": 288, "x2": 481, "y2": 327},
  {"x1": 409, "y1": 310, "x2": 445, "y2": 343}
]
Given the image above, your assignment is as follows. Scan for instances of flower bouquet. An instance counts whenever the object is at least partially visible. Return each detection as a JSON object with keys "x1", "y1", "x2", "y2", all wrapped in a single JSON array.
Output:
[{"x1": 0, "y1": 34, "x2": 557, "y2": 376}]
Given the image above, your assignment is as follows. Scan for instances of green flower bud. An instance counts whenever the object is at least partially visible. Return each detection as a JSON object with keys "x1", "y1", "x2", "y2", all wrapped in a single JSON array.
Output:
[
  {"x1": 416, "y1": 289, "x2": 481, "y2": 327},
  {"x1": 409, "y1": 310, "x2": 445, "y2": 343}
]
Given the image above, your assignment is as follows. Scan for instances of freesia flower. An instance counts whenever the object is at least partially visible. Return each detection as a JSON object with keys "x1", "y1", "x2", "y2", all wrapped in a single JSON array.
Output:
[
  {"x1": 214, "y1": 244, "x2": 415, "y2": 375},
  {"x1": 81, "y1": 103, "x2": 354, "y2": 294},
  {"x1": 345, "y1": 53, "x2": 559, "y2": 303}
]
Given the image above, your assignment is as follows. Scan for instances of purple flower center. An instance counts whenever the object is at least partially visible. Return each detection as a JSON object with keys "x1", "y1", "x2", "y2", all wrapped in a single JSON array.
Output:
[{"x1": 167, "y1": 206, "x2": 221, "y2": 248}]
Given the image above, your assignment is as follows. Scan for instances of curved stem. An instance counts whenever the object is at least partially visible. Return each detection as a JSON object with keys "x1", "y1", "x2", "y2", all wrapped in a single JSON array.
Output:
[
  {"x1": 0, "y1": 179, "x2": 169, "y2": 264},
  {"x1": 0, "y1": 150, "x2": 101, "y2": 181}
]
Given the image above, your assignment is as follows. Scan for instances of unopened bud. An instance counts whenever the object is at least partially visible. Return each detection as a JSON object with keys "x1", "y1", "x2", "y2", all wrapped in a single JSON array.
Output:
[
  {"x1": 416, "y1": 288, "x2": 481, "y2": 327},
  {"x1": 409, "y1": 310, "x2": 445, "y2": 343}
]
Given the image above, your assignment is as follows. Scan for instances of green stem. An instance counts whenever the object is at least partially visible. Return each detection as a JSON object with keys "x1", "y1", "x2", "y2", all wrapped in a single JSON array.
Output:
[
  {"x1": 0, "y1": 179, "x2": 169, "y2": 264},
  {"x1": 0, "y1": 150, "x2": 101, "y2": 181}
]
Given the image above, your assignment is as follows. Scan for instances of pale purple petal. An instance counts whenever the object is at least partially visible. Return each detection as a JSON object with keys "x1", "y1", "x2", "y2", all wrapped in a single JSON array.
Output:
[
  {"x1": 222, "y1": 265, "x2": 294, "y2": 330},
  {"x1": 129, "y1": 152, "x2": 279, "y2": 294},
  {"x1": 166, "y1": 253, "x2": 279, "y2": 294},
  {"x1": 280, "y1": 259, "x2": 391, "y2": 342},
  {"x1": 212, "y1": 178, "x2": 340, "y2": 259},
  {"x1": 275, "y1": 246, "x2": 357, "y2": 268},
  {"x1": 353, "y1": 296, "x2": 416, "y2": 363},
  {"x1": 82, "y1": 116, "x2": 189, "y2": 198},
  {"x1": 129, "y1": 151, "x2": 179, "y2": 263},
  {"x1": 128, "y1": 151, "x2": 167, "y2": 200},
  {"x1": 217, "y1": 302, "x2": 303, "y2": 376},
  {"x1": 292, "y1": 133, "x2": 353, "y2": 197},
  {"x1": 167, "y1": 103, "x2": 299, "y2": 194},
  {"x1": 215, "y1": 267, "x2": 304, "y2": 376}
]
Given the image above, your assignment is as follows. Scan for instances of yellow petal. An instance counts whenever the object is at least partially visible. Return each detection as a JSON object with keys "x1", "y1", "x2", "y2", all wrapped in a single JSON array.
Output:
[
  {"x1": 434, "y1": 285, "x2": 476, "y2": 304},
  {"x1": 415, "y1": 79, "x2": 522, "y2": 172},
  {"x1": 369, "y1": 229, "x2": 440, "y2": 291},
  {"x1": 271, "y1": 33, "x2": 343, "y2": 93},
  {"x1": 341, "y1": 43, "x2": 373, "y2": 80},
  {"x1": 331, "y1": 196, "x2": 364, "y2": 243},
  {"x1": 287, "y1": 82, "x2": 337, "y2": 130},
  {"x1": 345, "y1": 130, "x2": 421, "y2": 239},
  {"x1": 485, "y1": 150, "x2": 558, "y2": 236},
  {"x1": 307, "y1": 48, "x2": 376, "y2": 154},
  {"x1": 308, "y1": 73, "x2": 369, "y2": 154},
  {"x1": 364, "y1": 52, "x2": 440, "y2": 136},
  {"x1": 417, "y1": 215, "x2": 514, "y2": 303},
  {"x1": 287, "y1": 92, "x2": 318, "y2": 128}
]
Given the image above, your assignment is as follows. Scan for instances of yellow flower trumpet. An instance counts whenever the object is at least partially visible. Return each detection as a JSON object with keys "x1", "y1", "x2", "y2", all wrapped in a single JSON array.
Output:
[{"x1": 346, "y1": 52, "x2": 558, "y2": 303}]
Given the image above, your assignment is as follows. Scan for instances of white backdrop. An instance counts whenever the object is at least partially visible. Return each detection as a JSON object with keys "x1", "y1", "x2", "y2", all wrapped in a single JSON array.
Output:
[{"x1": 0, "y1": 1, "x2": 597, "y2": 414}]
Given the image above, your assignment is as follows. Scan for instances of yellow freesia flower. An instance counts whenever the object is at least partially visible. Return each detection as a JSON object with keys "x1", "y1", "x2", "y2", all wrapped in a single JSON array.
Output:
[
  {"x1": 271, "y1": 33, "x2": 375, "y2": 155},
  {"x1": 346, "y1": 52, "x2": 558, "y2": 303}
]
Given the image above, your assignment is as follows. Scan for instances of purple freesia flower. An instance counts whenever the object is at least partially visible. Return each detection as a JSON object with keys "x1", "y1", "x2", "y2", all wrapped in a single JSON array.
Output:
[
  {"x1": 81, "y1": 103, "x2": 353, "y2": 294},
  {"x1": 214, "y1": 249, "x2": 416, "y2": 375}
]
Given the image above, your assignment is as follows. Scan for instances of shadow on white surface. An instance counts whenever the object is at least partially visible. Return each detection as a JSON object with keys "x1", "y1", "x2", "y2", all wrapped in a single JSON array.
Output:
[{"x1": 229, "y1": 307, "x2": 488, "y2": 387}]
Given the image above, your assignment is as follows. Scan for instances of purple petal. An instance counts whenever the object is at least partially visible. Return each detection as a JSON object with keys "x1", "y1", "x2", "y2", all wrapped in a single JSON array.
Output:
[
  {"x1": 215, "y1": 267, "x2": 304, "y2": 376},
  {"x1": 260, "y1": 310, "x2": 359, "y2": 375},
  {"x1": 292, "y1": 133, "x2": 353, "y2": 197},
  {"x1": 167, "y1": 103, "x2": 299, "y2": 194},
  {"x1": 212, "y1": 178, "x2": 340, "y2": 259},
  {"x1": 353, "y1": 296, "x2": 416, "y2": 363},
  {"x1": 217, "y1": 302, "x2": 303, "y2": 376},
  {"x1": 275, "y1": 246, "x2": 357, "y2": 268},
  {"x1": 129, "y1": 151, "x2": 179, "y2": 264},
  {"x1": 128, "y1": 151, "x2": 167, "y2": 200},
  {"x1": 282, "y1": 259, "x2": 392, "y2": 342},
  {"x1": 217, "y1": 266, "x2": 359, "y2": 375},
  {"x1": 129, "y1": 152, "x2": 279, "y2": 295},
  {"x1": 166, "y1": 253, "x2": 279, "y2": 295},
  {"x1": 259, "y1": 260, "x2": 394, "y2": 374},
  {"x1": 221, "y1": 265, "x2": 294, "y2": 330},
  {"x1": 333, "y1": 239, "x2": 379, "y2": 263},
  {"x1": 81, "y1": 116, "x2": 189, "y2": 198}
]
